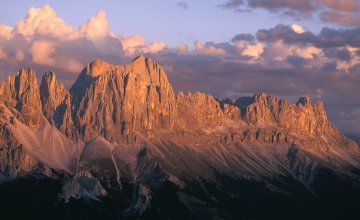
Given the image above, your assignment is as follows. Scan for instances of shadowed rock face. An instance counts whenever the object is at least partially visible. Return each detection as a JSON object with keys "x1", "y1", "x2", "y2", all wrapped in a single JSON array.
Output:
[
  {"x1": 0, "y1": 56, "x2": 360, "y2": 218},
  {"x1": 40, "y1": 71, "x2": 76, "y2": 138}
]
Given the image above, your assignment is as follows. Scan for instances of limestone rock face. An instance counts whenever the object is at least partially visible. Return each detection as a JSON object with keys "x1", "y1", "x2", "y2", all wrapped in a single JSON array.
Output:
[
  {"x1": 0, "y1": 68, "x2": 45, "y2": 128},
  {"x1": 176, "y1": 91, "x2": 224, "y2": 129},
  {"x1": 238, "y1": 93, "x2": 337, "y2": 135},
  {"x1": 0, "y1": 56, "x2": 358, "y2": 179},
  {"x1": 1, "y1": 56, "x2": 360, "y2": 218},
  {"x1": 70, "y1": 56, "x2": 178, "y2": 142},
  {"x1": 40, "y1": 71, "x2": 77, "y2": 138}
]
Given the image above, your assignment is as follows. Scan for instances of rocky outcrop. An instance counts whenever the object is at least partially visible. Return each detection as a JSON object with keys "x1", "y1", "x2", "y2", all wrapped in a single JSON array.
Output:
[
  {"x1": 1, "y1": 56, "x2": 360, "y2": 218},
  {"x1": 176, "y1": 91, "x2": 224, "y2": 129},
  {"x1": 0, "y1": 55, "x2": 358, "y2": 177},
  {"x1": 40, "y1": 71, "x2": 77, "y2": 138},
  {"x1": 0, "y1": 68, "x2": 45, "y2": 127},
  {"x1": 221, "y1": 93, "x2": 338, "y2": 136},
  {"x1": 69, "y1": 56, "x2": 178, "y2": 142}
]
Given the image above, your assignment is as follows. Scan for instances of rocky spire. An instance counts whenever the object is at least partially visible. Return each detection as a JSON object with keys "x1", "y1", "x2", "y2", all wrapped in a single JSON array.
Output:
[
  {"x1": 40, "y1": 71, "x2": 77, "y2": 138},
  {"x1": 0, "y1": 68, "x2": 45, "y2": 127}
]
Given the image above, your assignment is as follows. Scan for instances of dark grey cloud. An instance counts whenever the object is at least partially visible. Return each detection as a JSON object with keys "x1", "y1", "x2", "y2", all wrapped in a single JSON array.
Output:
[
  {"x1": 322, "y1": 61, "x2": 337, "y2": 72},
  {"x1": 349, "y1": 63, "x2": 360, "y2": 73},
  {"x1": 221, "y1": 0, "x2": 318, "y2": 17},
  {"x1": 231, "y1": 33, "x2": 255, "y2": 43},
  {"x1": 256, "y1": 24, "x2": 317, "y2": 45},
  {"x1": 324, "y1": 48, "x2": 352, "y2": 61},
  {"x1": 320, "y1": 10, "x2": 360, "y2": 26},
  {"x1": 287, "y1": 55, "x2": 307, "y2": 67},
  {"x1": 221, "y1": 0, "x2": 360, "y2": 26},
  {"x1": 248, "y1": 0, "x2": 318, "y2": 17},
  {"x1": 317, "y1": 27, "x2": 360, "y2": 48},
  {"x1": 256, "y1": 24, "x2": 360, "y2": 49}
]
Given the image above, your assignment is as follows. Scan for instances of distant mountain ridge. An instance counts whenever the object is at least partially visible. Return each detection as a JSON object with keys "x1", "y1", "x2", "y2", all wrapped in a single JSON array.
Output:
[{"x1": 0, "y1": 56, "x2": 360, "y2": 219}]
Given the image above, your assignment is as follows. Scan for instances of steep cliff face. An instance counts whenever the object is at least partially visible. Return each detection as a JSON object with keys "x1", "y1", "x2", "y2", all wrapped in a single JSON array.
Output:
[
  {"x1": 0, "y1": 57, "x2": 360, "y2": 218},
  {"x1": 0, "y1": 68, "x2": 45, "y2": 128},
  {"x1": 40, "y1": 71, "x2": 76, "y2": 138},
  {"x1": 69, "y1": 56, "x2": 178, "y2": 142},
  {"x1": 0, "y1": 69, "x2": 81, "y2": 175},
  {"x1": 0, "y1": 57, "x2": 357, "y2": 173},
  {"x1": 221, "y1": 93, "x2": 338, "y2": 136},
  {"x1": 176, "y1": 91, "x2": 224, "y2": 129}
]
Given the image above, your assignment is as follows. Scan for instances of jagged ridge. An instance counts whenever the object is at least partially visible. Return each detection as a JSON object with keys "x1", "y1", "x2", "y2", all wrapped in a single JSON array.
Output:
[{"x1": 0, "y1": 56, "x2": 360, "y2": 218}]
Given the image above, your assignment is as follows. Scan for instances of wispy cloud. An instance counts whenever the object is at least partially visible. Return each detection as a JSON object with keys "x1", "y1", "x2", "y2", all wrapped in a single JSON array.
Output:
[
  {"x1": 220, "y1": 0, "x2": 360, "y2": 26},
  {"x1": 177, "y1": 1, "x2": 189, "y2": 10}
]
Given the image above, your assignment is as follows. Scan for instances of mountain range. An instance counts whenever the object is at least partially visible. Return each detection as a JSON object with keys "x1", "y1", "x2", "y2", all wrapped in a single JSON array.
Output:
[{"x1": 0, "y1": 56, "x2": 360, "y2": 219}]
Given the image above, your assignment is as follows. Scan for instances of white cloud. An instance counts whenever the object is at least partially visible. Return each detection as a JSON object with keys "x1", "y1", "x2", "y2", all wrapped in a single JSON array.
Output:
[
  {"x1": 0, "y1": 4, "x2": 168, "y2": 78},
  {"x1": 0, "y1": 46, "x2": 7, "y2": 59},
  {"x1": 0, "y1": 24, "x2": 13, "y2": 40},
  {"x1": 14, "y1": 4, "x2": 76, "y2": 39},
  {"x1": 79, "y1": 10, "x2": 109, "y2": 41},
  {"x1": 194, "y1": 41, "x2": 227, "y2": 56},
  {"x1": 291, "y1": 24, "x2": 305, "y2": 34},
  {"x1": 29, "y1": 41, "x2": 56, "y2": 66},
  {"x1": 242, "y1": 42, "x2": 264, "y2": 59},
  {"x1": 15, "y1": 50, "x2": 25, "y2": 61},
  {"x1": 177, "y1": 43, "x2": 189, "y2": 53}
]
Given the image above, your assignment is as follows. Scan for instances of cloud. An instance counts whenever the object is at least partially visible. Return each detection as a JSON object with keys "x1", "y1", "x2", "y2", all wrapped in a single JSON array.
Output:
[
  {"x1": 220, "y1": 0, "x2": 244, "y2": 9},
  {"x1": 30, "y1": 41, "x2": 56, "y2": 65},
  {"x1": 15, "y1": 50, "x2": 25, "y2": 61},
  {"x1": 320, "y1": 10, "x2": 360, "y2": 26},
  {"x1": 321, "y1": 0, "x2": 359, "y2": 11},
  {"x1": 177, "y1": 43, "x2": 189, "y2": 53},
  {"x1": 256, "y1": 24, "x2": 360, "y2": 49},
  {"x1": 247, "y1": 0, "x2": 318, "y2": 17},
  {"x1": 221, "y1": 0, "x2": 360, "y2": 26},
  {"x1": 1, "y1": 5, "x2": 360, "y2": 135},
  {"x1": 241, "y1": 42, "x2": 264, "y2": 59},
  {"x1": 322, "y1": 61, "x2": 337, "y2": 72},
  {"x1": 194, "y1": 41, "x2": 228, "y2": 56},
  {"x1": 287, "y1": 55, "x2": 307, "y2": 67},
  {"x1": 0, "y1": 4, "x2": 166, "y2": 79},
  {"x1": 324, "y1": 48, "x2": 352, "y2": 61},
  {"x1": 177, "y1": 1, "x2": 189, "y2": 10},
  {"x1": 14, "y1": 4, "x2": 76, "y2": 39},
  {"x1": 221, "y1": 0, "x2": 318, "y2": 17},
  {"x1": 232, "y1": 33, "x2": 255, "y2": 43},
  {"x1": 291, "y1": 24, "x2": 305, "y2": 34},
  {"x1": 0, "y1": 24, "x2": 12, "y2": 40},
  {"x1": 79, "y1": 10, "x2": 109, "y2": 40}
]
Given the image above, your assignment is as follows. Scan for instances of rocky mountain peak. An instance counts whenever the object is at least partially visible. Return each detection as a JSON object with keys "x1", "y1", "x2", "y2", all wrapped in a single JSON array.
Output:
[
  {"x1": 85, "y1": 59, "x2": 112, "y2": 77},
  {"x1": 40, "y1": 71, "x2": 76, "y2": 137},
  {"x1": 0, "y1": 68, "x2": 45, "y2": 127},
  {"x1": 297, "y1": 96, "x2": 311, "y2": 107},
  {"x1": 68, "y1": 56, "x2": 177, "y2": 142}
]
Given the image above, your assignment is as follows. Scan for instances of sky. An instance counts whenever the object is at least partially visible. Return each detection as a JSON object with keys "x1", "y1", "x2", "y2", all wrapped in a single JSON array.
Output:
[{"x1": 0, "y1": 0, "x2": 360, "y2": 135}]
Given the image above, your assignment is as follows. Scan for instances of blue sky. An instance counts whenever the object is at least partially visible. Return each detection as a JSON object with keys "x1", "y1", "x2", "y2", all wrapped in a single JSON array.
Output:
[{"x1": 0, "y1": 0, "x2": 360, "y2": 135}]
